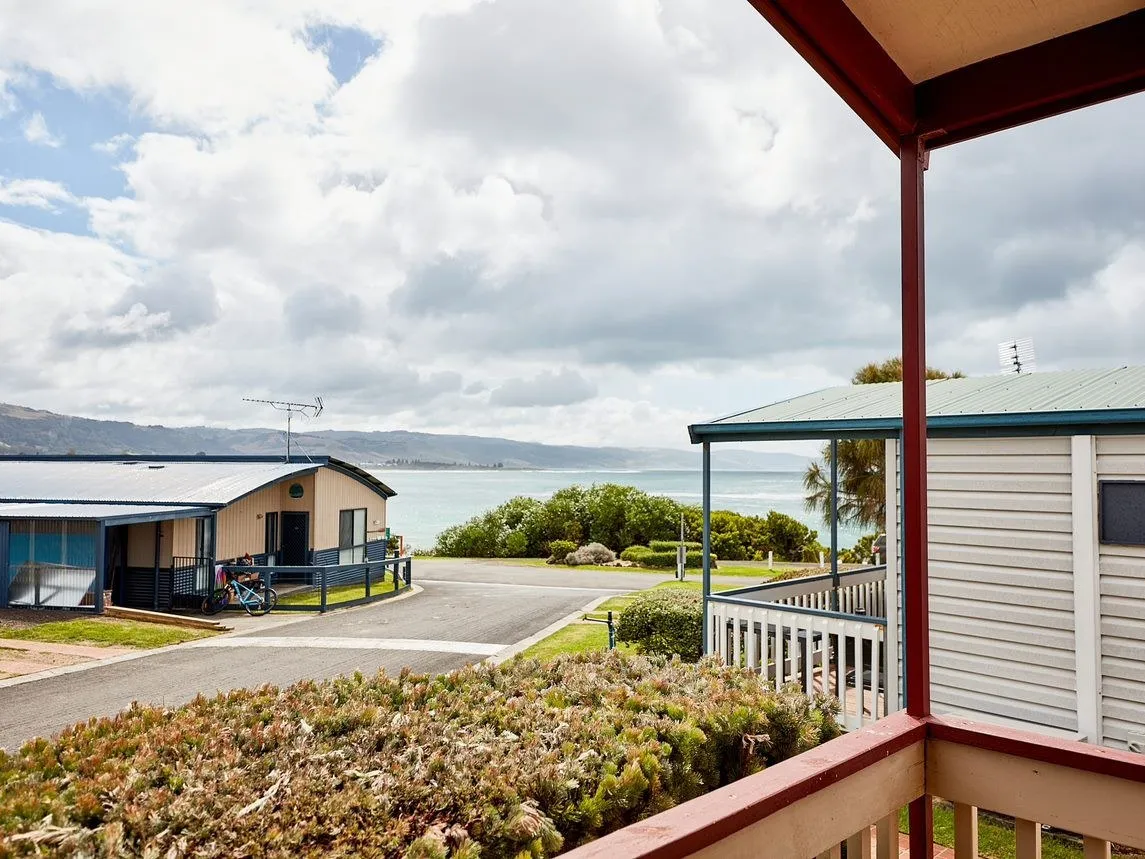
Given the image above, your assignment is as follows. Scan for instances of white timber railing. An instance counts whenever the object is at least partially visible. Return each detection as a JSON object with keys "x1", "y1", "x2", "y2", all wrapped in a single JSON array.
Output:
[{"x1": 707, "y1": 566, "x2": 894, "y2": 731}]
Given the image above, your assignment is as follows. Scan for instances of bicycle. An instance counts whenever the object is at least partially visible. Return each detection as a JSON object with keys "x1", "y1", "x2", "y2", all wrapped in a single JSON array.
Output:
[{"x1": 202, "y1": 567, "x2": 278, "y2": 617}]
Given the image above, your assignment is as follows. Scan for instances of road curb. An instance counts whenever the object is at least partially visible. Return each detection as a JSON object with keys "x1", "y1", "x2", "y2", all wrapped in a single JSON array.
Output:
[{"x1": 485, "y1": 594, "x2": 611, "y2": 665}]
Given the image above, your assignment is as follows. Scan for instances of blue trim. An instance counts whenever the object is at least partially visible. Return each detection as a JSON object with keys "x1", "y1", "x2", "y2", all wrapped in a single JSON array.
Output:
[
  {"x1": 689, "y1": 408, "x2": 1145, "y2": 444},
  {"x1": 0, "y1": 505, "x2": 213, "y2": 525},
  {"x1": 96, "y1": 523, "x2": 107, "y2": 612},
  {"x1": 0, "y1": 521, "x2": 8, "y2": 609}
]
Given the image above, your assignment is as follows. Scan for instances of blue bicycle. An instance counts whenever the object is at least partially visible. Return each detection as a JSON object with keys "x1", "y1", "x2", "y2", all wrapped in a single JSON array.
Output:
[{"x1": 202, "y1": 567, "x2": 278, "y2": 616}]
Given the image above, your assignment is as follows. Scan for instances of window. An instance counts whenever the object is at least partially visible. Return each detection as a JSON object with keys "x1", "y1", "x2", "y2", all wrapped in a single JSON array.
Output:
[
  {"x1": 1099, "y1": 481, "x2": 1145, "y2": 545},
  {"x1": 194, "y1": 517, "x2": 215, "y2": 590},
  {"x1": 264, "y1": 512, "x2": 279, "y2": 565},
  {"x1": 338, "y1": 508, "x2": 367, "y2": 563}
]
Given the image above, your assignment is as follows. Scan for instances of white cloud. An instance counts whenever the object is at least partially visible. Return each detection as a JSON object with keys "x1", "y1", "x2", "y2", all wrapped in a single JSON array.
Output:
[
  {"x1": 0, "y1": 0, "x2": 1140, "y2": 451},
  {"x1": 0, "y1": 178, "x2": 74, "y2": 209},
  {"x1": 22, "y1": 111, "x2": 63, "y2": 147}
]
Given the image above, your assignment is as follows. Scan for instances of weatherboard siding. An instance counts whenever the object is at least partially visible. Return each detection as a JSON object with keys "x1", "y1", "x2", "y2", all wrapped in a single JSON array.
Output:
[
  {"x1": 1096, "y1": 436, "x2": 1145, "y2": 750},
  {"x1": 215, "y1": 474, "x2": 316, "y2": 561},
  {"x1": 313, "y1": 469, "x2": 387, "y2": 551},
  {"x1": 894, "y1": 436, "x2": 1078, "y2": 733}
]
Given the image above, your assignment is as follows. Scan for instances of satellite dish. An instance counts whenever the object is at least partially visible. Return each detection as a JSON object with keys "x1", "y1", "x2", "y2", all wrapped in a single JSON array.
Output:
[{"x1": 998, "y1": 338, "x2": 1036, "y2": 374}]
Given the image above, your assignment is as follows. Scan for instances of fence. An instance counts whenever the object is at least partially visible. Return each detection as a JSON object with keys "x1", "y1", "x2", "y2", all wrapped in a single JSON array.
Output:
[
  {"x1": 708, "y1": 566, "x2": 892, "y2": 732},
  {"x1": 242, "y1": 555, "x2": 413, "y2": 613}
]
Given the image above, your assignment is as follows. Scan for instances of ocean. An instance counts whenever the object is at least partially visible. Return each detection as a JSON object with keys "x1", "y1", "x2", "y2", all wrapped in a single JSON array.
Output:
[{"x1": 368, "y1": 468, "x2": 864, "y2": 552}]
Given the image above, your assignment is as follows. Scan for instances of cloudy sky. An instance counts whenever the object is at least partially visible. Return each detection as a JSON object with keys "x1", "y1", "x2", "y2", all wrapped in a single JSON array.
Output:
[{"x1": 1, "y1": 1, "x2": 1142, "y2": 452}]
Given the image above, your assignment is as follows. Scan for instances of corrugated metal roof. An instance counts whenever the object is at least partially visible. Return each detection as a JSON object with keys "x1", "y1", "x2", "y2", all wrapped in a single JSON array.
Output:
[
  {"x1": 0, "y1": 503, "x2": 211, "y2": 522},
  {"x1": 0, "y1": 460, "x2": 318, "y2": 505},
  {"x1": 691, "y1": 367, "x2": 1145, "y2": 443}
]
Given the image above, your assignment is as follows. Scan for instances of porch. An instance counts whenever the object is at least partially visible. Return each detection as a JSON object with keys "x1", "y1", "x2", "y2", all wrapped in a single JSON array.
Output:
[
  {"x1": 708, "y1": 566, "x2": 893, "y2": 731},
  {"x1": 564, "y1": 710, "x2": 1145, "y2": 858}
]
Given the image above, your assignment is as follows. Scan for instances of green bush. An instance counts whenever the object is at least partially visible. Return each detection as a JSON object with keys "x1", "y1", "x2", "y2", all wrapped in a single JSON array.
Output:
[
  {"x1": 547, "y1": 539, "x2": 577, "y2": 564},
  {"x1": 633, "y1": 550, "x2": 704, "y2": 569},
  {"x1": 619, "y1": 545, "x2": 653, "y2": 562},
  {"x1": 565, "y1": 543, "x2": 616, "y2": 566},
  {"x1": 617, "y1": 589, "x2": 704, "y2": 659},
  {"x1": 840, "y1": 533, "x2": 879, "y2": 564},
  {"x1": 433, "y1": 484, "x2": 821, "y2": 562},
  {"x1": 0, "y1": 654, "x2": 839, "y2": 858},
  {"x1": 649, "y1": 540, "x2": 702, "y2": 552}
]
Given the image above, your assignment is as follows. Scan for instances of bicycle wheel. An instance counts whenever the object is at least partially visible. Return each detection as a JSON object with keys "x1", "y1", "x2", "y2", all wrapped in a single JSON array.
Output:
[
  {"x1": 202, "y1": 588, "x2": 230, "y2": 615},
  {"x1": 243, "y1": 587, "x2": 278, "y2": 617}
]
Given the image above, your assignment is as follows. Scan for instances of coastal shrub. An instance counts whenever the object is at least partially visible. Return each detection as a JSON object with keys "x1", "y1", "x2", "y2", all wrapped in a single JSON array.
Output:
[
  {"x1": 432, "y1": 483, "x2": 825, "y2": 562},
  {"x1": 565, "y1": 542, "x2": 616, "y2": 566},
  {"x1": 634, "y1": 550, "x2": 703, "y2": 569},
  {"x1": 840, "y1": 533, "x2": 879, "y2": 564},
  {"x1": 649, "y1": 540, "x2": 702, "y2": 552},
  {"x1": 0, "y1": 654, "x2": 839, "y2": 858},
  {"x1": 620, "y1": 545, "x2": 653, "y2": 562},
  {"x1": 617, "y1": 589, "x2": 704, "y2": 659},
  {"x1": 546, "y1": 539, "x2": 577, "y2": 564}
]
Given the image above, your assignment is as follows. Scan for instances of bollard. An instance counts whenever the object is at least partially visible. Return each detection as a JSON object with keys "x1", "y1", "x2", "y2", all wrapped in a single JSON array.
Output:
[
  {"x1": 819, "y1": 551, "x2": 825, "y2": 569},
  {"x1": 768, "y1": 550, "x2": 774, "y2": 569}
]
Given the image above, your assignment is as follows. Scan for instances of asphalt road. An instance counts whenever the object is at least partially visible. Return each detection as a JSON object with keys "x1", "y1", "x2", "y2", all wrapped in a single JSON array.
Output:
[{"x1": 0, "y1": 561, "x2": 652, "y2": 751}]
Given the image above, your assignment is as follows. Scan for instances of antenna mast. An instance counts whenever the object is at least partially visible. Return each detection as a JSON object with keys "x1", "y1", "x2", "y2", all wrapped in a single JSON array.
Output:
[
  {"x1": 998, "y1": 338, "x2": 1036, "y2": 375},
  {"x1": 242, "y1": 396, "x2": 324, "y2": 460}
]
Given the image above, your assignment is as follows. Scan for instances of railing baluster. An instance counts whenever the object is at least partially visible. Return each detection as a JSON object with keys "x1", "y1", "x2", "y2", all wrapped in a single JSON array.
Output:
[
  {"x1": 804, "y1": 616, "x2": 815, "y2": 694},
  {"x1": 1083, "y1": 837, "x2": 1111, "y2": 859},
  {"x1": 746, "y1": 609, "x2": 758, "y2": 670},
  {"x1": 875, "y1": 814, "x2": 896, "y2": 859},
  {"x1": 1015, "y1": 819, "x2": 1041, "y2": 859},
  {"x1": 953, "y1": 803, "x2": 978, "y2": 858},
  {"x1": 731, "y1": 606, "x2": 742, "y2": 667},
  {"x1": 846, "y1": 826, "x2": 872, "y2": 859},
  {"x1": 788, "y1": 618, "x2": 798, "y2": 688},
  {"x1": 869, "y1": 624, "x2": 882, "y2": 719}
]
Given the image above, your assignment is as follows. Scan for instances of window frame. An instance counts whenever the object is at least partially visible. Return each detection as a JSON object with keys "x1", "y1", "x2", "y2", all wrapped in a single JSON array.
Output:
[{"x1": 338, "y1": 508, "x2": 368, "y2": 564}]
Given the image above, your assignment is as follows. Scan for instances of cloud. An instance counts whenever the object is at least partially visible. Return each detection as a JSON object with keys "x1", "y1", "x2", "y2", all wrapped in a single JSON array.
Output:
[
  {"x1": 0, "y1": 178, "x2": 74, "y2": 209},
  {"x1": 22, "y1": 111, "x2": 63, "y2": 147},
  {"x1": 0, "y1": 0, "x2": 1140, "y2": 451},
  {"x1": 491, "y1": 368, "x2": 598, "y2": 407}
]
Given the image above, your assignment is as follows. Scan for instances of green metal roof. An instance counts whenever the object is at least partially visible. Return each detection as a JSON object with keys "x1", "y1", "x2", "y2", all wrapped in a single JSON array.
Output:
[{"x1": 689, "y1": 367, "x2": 1145, "y2": 443}]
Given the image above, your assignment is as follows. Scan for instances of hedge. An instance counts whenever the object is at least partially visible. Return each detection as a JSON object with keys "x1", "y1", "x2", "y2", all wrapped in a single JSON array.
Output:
[
  {"x1": 648, "y1": 541, "x2": 702, "y2": 553},
  {"x1": 547, "y1": 539, "x2": 577, "y2": 564},
  {"x1": 634, "y1": 550, "x2": 703, "y2": 569},
  {"x1": 0, "y1": 654, "x2": 839, "y2": 858},
  {"x1": 617, "y1": 589, "x2": 704, "y2": 659},
  {"x1": 619, "y1": 545, "x2": 653, "y2": 562}
]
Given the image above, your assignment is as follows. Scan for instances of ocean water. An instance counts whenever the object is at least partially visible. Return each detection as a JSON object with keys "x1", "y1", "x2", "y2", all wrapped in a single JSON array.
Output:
[{"x1": 370, "y1": 469, "x2": 864, "y2": 552}]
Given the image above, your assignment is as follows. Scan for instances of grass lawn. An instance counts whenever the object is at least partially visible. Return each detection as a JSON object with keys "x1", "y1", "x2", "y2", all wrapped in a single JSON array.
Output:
[
  {"x1": 519, "y1": 623, "x2": 636, "y2": 661},
  {"x1": 277, "y1": 582, "x2": 409, "y2": 607},
  {"x1": 899, "y1": 802, "x2": 1141, "y2": 859},
  {"x1": 0, "y1": 618, "x2": 214, "y2": 649},
  {"x1": 474, "y1": 558, "x2": 796, "y2": 578}
]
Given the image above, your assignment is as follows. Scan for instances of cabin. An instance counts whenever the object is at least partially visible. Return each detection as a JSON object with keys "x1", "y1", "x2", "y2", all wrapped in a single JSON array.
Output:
[
  {"x1": 0, "y1": 455, "x2": 395, "y2": 612},
  {"x1": 689, "y1": 367, "x2": 1145, "y2": 754}
]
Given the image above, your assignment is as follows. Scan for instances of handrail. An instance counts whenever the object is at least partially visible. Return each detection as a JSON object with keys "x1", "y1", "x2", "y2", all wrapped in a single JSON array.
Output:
[
  {"x1": 720, "y1": 564, "x2": 886, "y2": 600},
  {"x1": 707, "y1": 592, "x2": 886, "y2": 626}
]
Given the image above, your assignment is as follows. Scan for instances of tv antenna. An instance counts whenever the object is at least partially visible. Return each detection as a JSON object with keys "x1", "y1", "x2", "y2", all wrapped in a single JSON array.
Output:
[
  {"x1": 242, "y1": 396, "x2": 324, "y2": 460},
  {"x1": 998, "y1": 338, "x2": 1036, "y2": 375}
]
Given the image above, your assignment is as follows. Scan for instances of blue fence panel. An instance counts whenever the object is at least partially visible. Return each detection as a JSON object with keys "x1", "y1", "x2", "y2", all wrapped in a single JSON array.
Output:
[
  {"x1": 313, "y1": 547, "x2": 339, "y2": 566},
  {"x1": 365, "y1": 540, "x2": 388, "y2": 562}
]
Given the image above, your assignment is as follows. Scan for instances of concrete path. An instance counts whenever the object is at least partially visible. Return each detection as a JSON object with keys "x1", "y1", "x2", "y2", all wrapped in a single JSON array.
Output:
[{"x1": 0, "y1": 561, "x2": 656, "y2": 751}]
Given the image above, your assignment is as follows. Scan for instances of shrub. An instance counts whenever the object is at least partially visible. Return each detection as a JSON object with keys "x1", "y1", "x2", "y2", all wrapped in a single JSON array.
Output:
[
  {"x1": 504, "y1": 530, "x2": 529, "y2": 558},
  {"x1": 617, "y1": 589, "x2": 704, "y2": 659},
  {"x1": 565, "y1": 542, "x2": 616, "y2": 566},
  {"x1": 546, "y1": 539, "x2": 577, "y2": 564},
  {"x1": 633, "y1": 550, "x2": 704, "y2": 569},
  {"x1": 620, "y1": 545, "x2": 653, "y2": 562},
  {"x1": 801, "y1": 543, "x2": 829, "y2": 563},
  {"x1": 649, "y1": 540, "x2": 702, "y2": 552},
  {"x1": 0, "y1": 654, "x2": 839, "y2": 858}
]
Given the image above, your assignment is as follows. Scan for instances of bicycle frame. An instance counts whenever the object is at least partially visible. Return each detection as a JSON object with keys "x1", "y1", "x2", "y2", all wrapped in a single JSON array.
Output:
[{"x1": 228, "y1": 576, "x2": 269, "y2": 610}]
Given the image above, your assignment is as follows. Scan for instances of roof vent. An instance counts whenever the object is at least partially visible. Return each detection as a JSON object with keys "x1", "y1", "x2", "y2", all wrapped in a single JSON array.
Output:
[{"x1": 147, "y1": 464, "x2": 166, "y2": 470}]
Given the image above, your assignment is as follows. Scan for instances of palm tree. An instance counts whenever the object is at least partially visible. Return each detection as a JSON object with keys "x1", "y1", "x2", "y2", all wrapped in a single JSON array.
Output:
[{"x1": 804, "y1": 358, "x2": 964, "y2": 531}]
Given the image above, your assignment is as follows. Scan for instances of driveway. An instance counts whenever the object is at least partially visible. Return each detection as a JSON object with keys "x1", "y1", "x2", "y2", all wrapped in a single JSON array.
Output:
[{"x1": 0, "y1": 561, "x2": 645, "y2": 751}]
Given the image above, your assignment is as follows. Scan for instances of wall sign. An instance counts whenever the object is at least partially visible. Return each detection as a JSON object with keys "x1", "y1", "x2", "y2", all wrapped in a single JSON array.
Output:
[
  {"x1": 288, "y1": 483, "x2": 305, "y2": 499},
  {"x1": 1099, "y1": 480, "x2": 1145, "y2": 545}
]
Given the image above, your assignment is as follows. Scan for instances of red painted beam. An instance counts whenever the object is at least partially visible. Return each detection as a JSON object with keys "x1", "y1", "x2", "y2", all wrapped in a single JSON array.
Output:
[
  {"x1": 744, "y1": 0, "x2": 915, "y2": 152},
  {"x1": 918, "y1": 9, "x2": 1145, "y2": 148},
  {"x1": 561, "y1": 712, "x2": 927, "y2": 859}
]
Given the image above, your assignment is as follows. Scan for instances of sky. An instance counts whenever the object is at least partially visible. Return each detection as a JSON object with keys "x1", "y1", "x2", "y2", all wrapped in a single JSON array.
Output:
[{"x1": 0, "y1": 1, "x2": 1143, "y2": 454}]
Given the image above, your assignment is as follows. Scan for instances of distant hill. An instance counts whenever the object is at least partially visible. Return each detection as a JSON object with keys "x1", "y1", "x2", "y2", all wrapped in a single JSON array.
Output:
[{"x1": 0, "y1": 403, "x2": 810, "y2": 471}]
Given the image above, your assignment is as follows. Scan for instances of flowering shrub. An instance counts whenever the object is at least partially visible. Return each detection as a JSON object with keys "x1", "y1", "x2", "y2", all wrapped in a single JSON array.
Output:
[{"x1": 0, "y1": 654, "x2": 838, "y2": 858}]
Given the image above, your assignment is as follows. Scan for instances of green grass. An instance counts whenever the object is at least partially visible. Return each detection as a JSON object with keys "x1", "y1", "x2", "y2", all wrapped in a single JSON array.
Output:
[
  {"x1": 898, "y1": 802, "x2": 1130, "y2": 859},
  {"x1": 519, "y1": 623, "x2": 636, "y2": 661},
  {"x1": 277, "y1": 582, "x2": 408, "y2": 607},
  {"x1": 0, "y1": 619, "x2": 213, "y2": 649}
]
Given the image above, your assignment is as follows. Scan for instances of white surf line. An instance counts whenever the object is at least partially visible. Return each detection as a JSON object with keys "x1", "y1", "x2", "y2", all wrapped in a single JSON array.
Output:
[
  {"x1": 417, "y1": 578, "x2": 630, "y2": 594},
  {"x1": 188, "y1": 636, "x2": 503, "y2": 656}
]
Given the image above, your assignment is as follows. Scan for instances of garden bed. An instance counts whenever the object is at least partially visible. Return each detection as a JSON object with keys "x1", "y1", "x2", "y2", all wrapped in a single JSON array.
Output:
[{"x1": 0, "y1": 653, "x2": 838, "y2": 858}]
